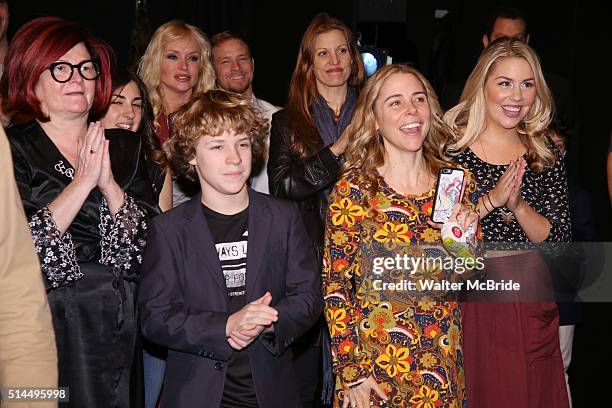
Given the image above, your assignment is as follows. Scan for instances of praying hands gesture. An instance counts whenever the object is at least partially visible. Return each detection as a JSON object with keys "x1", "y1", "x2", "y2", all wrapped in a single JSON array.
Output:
[
  {"x1": 49, "y1": 121, "x2": 124, "y2": 233},
  {"x1": 226, "y1": 292, "x2": 278, "y2": 350},
  {"x1": 485, "y1": 157, "x2": 527, "y2": 212}
]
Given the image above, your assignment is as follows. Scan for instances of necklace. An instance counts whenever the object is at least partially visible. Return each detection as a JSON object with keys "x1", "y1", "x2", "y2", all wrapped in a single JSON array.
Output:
[{"x1": 477, "y1": 138, "x2": 518, "y2": 225}]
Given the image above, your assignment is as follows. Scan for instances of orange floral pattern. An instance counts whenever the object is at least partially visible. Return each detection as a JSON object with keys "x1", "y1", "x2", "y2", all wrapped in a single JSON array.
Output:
[{"x1": 323, "y1": 173, "x2": 480, "y2": 407}]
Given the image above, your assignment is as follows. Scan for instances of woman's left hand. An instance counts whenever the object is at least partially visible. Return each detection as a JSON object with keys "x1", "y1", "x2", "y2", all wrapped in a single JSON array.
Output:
[
  {"x1": 97, "y1": 138, "x2": 119, "y2": 194},
  {"x1": 450, "y1": 203, "x2": 479, "y2": 232},
  {"x1": 427, "y1": 203, "x2": 478, "y2": 232},
  {"x1": 506, "y1": 156, "x2": 526, "y2": 212},
  {"x1": 97, "y1": 135, "x2": 124, "y2": 216}
]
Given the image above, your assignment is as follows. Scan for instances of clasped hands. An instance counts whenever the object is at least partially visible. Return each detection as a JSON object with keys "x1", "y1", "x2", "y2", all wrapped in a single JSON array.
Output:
[
  {"x1": 74, "y1": 121, "x2": 119, "y2": 195},
  {"x1": 226, "y1": 292, "x2": 277, "y2": 350},
  {"x1": 487, "y1": 157, "x2": 527, "y2": 213}
]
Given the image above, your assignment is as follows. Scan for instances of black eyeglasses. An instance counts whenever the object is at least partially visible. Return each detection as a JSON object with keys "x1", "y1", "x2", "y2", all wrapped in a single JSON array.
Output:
[{"x1": 47, "y1": 59, "x2": 100, "y2": 83}]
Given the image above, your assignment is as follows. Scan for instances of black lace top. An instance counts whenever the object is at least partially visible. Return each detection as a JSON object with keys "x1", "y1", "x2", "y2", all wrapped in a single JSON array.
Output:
[{"x1": 453, "y1": 148, "x2": 571, "y2": 244}]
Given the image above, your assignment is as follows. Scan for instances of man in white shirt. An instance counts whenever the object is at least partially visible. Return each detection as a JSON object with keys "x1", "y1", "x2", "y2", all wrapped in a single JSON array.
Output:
[{"x1": 211, "y1": 31, "x2": 280, "y2": 194}]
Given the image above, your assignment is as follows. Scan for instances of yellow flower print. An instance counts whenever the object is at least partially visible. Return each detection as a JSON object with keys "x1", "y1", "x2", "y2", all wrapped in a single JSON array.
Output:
[
  {"x1": 420, "y1": 228, "x2": 440, "y2": 243},
  {"x1": 418, "y1": 352, "x2": 438, "y2": 369},
  {"x1": 331, "y1": 231, "x2": 349, "y2": 246},
  {"x1": 326, "y1": 308, "x2": 347, "y2": 336},
  {"x1": 409, "y1": 385, "x2": 441, "y2": 408},
  {"x1": 417, "y1": 298, "x2": 436, "y2": 311},
  {"x1": 326, "y1": 282, "x2": 342, "y2": 294},
  {"x1": 329, "y1": 198, "x2": 363, "y2": 226},
  {"x1": 375, "y1": 344, "x2": 412, "y2": 377},
  {"x1": 341, "y1": 366, "x2": 359, "y2": 382},
  {"x1": 373, "y1": 222, "x2": 412, "y2": 245},
  {"x1": 358, "y1": 280, "x2": 381, "y2": 307},
  {"x1": 367, "y1": 304, "x2": 396, "y2": 331}
]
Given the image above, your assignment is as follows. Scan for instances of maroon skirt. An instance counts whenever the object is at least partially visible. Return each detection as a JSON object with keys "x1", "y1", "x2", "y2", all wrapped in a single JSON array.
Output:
[{"x1": 462, "y1": 251, "x2": 569, "y2": 408}]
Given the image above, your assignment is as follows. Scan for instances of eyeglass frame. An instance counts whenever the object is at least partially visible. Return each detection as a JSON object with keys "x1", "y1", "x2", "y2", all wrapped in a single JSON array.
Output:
[{"x1": 47, "y1": 59, "x2": 101, "y2": 83}]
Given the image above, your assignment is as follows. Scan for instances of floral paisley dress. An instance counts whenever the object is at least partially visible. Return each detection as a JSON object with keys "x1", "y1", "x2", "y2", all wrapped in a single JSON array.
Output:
[{"x1": 323, "y1": 171, "x2": 480, "y2": 408}]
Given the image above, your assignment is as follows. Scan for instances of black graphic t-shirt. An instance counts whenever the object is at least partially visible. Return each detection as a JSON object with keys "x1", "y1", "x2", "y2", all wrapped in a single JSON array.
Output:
[{"x1": 202, "y1": 204, "x2": 259, "y2": 408}]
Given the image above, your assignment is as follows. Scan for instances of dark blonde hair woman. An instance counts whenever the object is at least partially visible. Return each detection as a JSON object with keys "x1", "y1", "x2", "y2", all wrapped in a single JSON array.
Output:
[
  {"x1": 444, "y1": 38, "x2": 570, "y2": 408},
  {"x1": 324, "y1": 64, "x2": 480, "y2": 408}
]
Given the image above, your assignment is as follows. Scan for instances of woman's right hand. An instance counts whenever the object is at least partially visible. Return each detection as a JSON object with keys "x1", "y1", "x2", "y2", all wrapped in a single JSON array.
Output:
[
  {"x1": 330, "y1": 128, "x2": 350, "y2": 158},
  {"x1": 487, "y1": 159, "x2": 519, "y2": 208},
  {"x1": 343, "y1": 376, "x2": 388, "y2": 408},
  {"x1": 73, "y1": 121, "x2": 105, "y2": 190}
]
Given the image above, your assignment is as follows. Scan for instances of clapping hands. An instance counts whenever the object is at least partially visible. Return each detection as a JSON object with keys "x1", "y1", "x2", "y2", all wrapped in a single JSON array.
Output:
[{"x1": 226, "y1": 292, "x2": 278, "y2": 350}]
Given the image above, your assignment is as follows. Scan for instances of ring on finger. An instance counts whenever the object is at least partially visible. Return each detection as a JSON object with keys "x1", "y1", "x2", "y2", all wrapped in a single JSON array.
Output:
[{"x1": 89, "y1": 148, "x2": 96, "y2": 154}]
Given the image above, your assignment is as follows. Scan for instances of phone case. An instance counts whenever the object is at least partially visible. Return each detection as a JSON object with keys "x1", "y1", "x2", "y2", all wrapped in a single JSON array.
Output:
[{"x1": 431, "y1": 168, "x2": 465, "y2": 223}]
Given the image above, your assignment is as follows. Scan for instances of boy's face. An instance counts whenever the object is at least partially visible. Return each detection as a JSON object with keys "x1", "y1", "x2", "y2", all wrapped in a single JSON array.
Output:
[{"x1": 189, "y1": 130, "x2": 252, "y2": 197}]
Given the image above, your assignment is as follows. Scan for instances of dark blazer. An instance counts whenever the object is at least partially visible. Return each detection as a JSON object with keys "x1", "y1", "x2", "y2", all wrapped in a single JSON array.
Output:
[
  {"x1": 138, "y1": 188, "x2": 323, "y2": 408},
  {"x1": 267, "y1": 109, "x2": 342, "y2": 259}
]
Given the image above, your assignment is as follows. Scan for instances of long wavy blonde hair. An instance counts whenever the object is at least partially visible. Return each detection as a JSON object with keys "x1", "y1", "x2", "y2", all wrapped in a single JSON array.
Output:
[
  {"x1": 343, "y1": 64, "x2": 455, "y2": 208},
  {"x1": 138, "y1": 20, "x2": 216, "y2": 121},
  {"x1": 444, "y1": 38, "x2": 555, "y2": 172}
]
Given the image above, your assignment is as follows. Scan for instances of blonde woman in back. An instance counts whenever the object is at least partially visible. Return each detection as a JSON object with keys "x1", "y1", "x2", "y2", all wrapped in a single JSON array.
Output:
[{"x1": 139, "y1": 20, "x2": 215, "y2": 146}]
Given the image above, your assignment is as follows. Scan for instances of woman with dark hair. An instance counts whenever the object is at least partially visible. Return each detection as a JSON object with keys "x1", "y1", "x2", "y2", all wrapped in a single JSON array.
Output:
[
  {"x1": 102, "y1": 68, "x2": 171, "y2": 408},
  {"x1": 102, "y1": 68, "x2": 172, "y2": 211},
  {"x1": 267, "y1": 12, "x2": 365, "y2": 407},
  {"x1": 1, "y1": 16, "x2": 156, "y2": 407}
]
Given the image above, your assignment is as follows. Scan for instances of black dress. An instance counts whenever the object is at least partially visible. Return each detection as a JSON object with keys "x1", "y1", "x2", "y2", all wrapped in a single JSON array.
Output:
[{"x1": 7, "y1": 121, "x2": 157, "y2": 408}]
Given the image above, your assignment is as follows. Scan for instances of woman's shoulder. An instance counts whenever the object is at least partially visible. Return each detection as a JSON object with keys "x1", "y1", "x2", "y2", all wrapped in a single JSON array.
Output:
[
  {"x1": 5, "y1": 120, "x2": 40, "y2": 140},
  {"x1": 271, "y1": 107, "x2": 290, "y2": 125}
]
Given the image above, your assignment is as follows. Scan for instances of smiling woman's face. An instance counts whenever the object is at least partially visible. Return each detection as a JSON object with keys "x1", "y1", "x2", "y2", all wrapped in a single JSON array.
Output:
[
  {"x1": 101, "y1": 80, "x2": 143, "y2": 132},
  {"x1": 312, "y1": 29, "x2": 352, "y2": 93},
  {"x1": 374, "y1": 72, "x2": 431, "y2": 156}
]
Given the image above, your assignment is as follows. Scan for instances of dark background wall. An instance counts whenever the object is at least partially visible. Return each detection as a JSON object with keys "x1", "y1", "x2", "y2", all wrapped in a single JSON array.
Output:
[
  {"x1": 7, "y1": 2, "x2": 611, "y2": 405},
  {"x1": 10, "y1": 0, "x2": 608, "y2": 241}
]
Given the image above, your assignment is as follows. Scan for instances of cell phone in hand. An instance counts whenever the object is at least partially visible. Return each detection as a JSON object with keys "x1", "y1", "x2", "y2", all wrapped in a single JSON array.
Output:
[{"x1": 431, "y1": 167, "x2": 465, "y2": 224}]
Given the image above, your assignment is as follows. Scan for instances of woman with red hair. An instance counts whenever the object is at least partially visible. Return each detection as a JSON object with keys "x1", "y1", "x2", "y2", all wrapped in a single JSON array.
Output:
[{"x1": 1, "y1": 17, "x2": 156, "y2": 407}]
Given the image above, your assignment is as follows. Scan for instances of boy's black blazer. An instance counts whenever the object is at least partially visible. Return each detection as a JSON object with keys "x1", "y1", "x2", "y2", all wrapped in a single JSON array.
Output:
[{"x1": 139, "y1": 188, "x2": 323, "y2": 408}]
